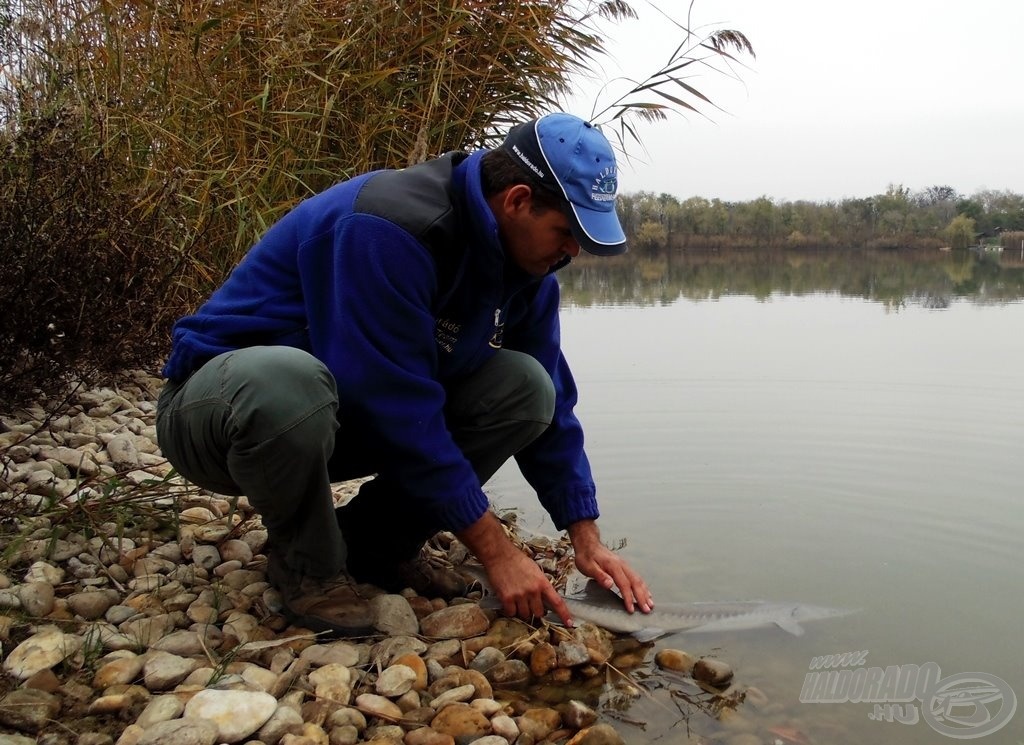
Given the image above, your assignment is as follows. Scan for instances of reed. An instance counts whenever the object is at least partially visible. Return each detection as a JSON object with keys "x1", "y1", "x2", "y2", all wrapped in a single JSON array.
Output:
[{"x1": 0, "y1": 0, "x2": 748, "y2": 410}]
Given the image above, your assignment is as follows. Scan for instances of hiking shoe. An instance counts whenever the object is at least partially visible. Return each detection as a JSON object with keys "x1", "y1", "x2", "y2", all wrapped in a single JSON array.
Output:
[
  {"x1": 266, "y1": 554, "x2": 375, "y2": 638},
  {"x1": 348, "y1": 548, "x2": 468, "y2": 601},
  {"x1": 350, "y1": 555, "x2": 468, "y2": 600}
]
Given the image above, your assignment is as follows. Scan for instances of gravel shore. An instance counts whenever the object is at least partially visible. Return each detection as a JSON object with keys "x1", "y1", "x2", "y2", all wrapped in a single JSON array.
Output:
[{"x1": 0, "y1": 372, "x2": 757, "y2": 745}]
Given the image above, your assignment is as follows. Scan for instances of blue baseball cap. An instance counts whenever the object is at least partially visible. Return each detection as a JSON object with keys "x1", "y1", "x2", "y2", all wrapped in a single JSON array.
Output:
[{"x1": 500, "y1": 113, "x2": 628, "y2": 256}]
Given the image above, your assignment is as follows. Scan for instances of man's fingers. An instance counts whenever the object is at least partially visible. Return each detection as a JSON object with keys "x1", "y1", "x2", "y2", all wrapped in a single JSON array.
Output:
[{"x1": 544, "y1": 585, "x2": 573, "y2": 627}]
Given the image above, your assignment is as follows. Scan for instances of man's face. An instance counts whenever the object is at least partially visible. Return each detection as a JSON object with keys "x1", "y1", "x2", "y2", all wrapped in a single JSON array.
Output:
[{"x1": 502, "y1": 201, "x2": 582, "y2": 277}]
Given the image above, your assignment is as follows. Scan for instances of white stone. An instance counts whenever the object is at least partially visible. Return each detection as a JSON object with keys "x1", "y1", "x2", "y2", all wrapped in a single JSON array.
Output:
[
  {"x1": 375, "y1": 664, "x2": 417, "y2": 697},
  {"x1": 37, "y1": 445, "x2": 100, "y2": 476},
  {"x1": 143, "y1": 651, "x2": 200, "y2": 691},
  {"x1": 24, "y1": 561, "x2": 64, "y2": 585},
  {"x1": 136, "y1": 718, "x2": 218, "y2": 745},
  {"x1": 3, "y1": 627, "x2": 81, "y2": 679},
  {"x1": 490, "y1": 714, "x2": 519, "y2": 742},
  {"x1": 191, "y1": 545, "x2": 220, "y2": 571},
  {"x1": 299, "y1": 642, "x2": 361, "y2": 668},
  {"x1": 135, "y1": 693, "x2": 185, "y2": 728},
  {"x1": 182, "y1": 689, "x2": 278, "y2": 743},
  {"x1": 106, "y1": 435, "x2": 142, "y2": 467},
  {"x1": 17, "y1": 581, "x2": 55, "y2": 617},
  {"x1": 430, "y1": 683, "x2": 476, "y2": 709},
  {"x1": 219, "y1": 539, "x2": 254, "y2": 564},
  {"x1": 308, "y1": 663, "x2": 353, "y2": 704}
]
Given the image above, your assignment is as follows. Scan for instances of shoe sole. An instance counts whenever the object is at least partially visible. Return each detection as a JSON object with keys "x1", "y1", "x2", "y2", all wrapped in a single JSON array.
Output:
[{"x1": 281, "y1": 607, "x2": 377, "y2": 639}]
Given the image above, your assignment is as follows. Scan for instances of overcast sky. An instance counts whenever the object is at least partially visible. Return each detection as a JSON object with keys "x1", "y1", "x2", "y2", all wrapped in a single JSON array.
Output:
[{"x1": 568, "y1": 1, "x2": 1024, "y2": 203}]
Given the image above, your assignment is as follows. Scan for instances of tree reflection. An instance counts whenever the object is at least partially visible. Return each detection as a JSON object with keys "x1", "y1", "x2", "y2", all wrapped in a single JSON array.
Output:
[{"x1": 559, "y1": 249, "x2": 1024, "y2": 309}]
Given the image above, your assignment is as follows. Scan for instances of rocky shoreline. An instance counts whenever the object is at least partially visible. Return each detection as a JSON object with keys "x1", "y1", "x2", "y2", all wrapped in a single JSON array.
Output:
[{"x1": 0, "y1": 372, "x2": 759, "y2": 745}]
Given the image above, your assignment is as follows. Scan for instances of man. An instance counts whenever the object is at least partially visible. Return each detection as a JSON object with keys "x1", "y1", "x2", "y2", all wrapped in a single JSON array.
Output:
[{"x1": 157, "y1": 112, "x2": 653, "y2": 637}]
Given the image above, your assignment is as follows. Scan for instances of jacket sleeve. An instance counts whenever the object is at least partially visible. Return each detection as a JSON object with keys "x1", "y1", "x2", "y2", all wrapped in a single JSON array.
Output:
[
  {"x1": 505, "y1": 277, "x2": 600, "y2": 530},
  {"x1": 297, "y1": 213, "x2": 490, "y2": 532}
]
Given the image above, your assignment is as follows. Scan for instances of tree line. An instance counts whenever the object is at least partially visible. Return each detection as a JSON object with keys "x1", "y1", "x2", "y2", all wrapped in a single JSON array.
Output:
[{"x1": 617, "y1": 184, "x2": 1024, "y2": 252}]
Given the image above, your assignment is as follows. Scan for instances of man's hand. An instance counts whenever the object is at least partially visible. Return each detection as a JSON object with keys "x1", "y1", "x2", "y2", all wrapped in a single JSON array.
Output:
[
  {"x1": 568, "y1": 519, "x2": 653, "y2": 614},
  {"x1": 457, "y1": 512, "x2": 573, "y2": 626}
]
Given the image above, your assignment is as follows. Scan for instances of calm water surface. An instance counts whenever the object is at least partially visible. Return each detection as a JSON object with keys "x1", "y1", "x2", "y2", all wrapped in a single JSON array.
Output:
[{"x1": 488, "y1": 253, "x2": 1024, "y2": 744}]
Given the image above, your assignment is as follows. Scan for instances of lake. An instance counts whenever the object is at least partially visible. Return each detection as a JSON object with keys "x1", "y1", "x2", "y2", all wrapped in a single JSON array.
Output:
[{"x1": 487, "y1": 249, "x2": 1024, "y2": 744}]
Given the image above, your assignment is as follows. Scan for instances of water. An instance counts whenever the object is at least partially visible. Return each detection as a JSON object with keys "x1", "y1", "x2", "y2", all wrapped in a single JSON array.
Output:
[{"x1": 487, "y1": 250, "x2": 1024, "y2": 744}]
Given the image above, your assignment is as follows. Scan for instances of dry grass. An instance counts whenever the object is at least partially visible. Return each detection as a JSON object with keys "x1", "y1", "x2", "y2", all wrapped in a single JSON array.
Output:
[{"x1": 0, "y1": 0, "x2": 750, "y2": 411}]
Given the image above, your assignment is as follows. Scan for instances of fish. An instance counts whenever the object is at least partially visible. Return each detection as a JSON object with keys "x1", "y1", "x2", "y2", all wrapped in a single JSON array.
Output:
[
  {"x1": 465, "y1": 565, "x2": 855, "y2": 642},
  {"x1": 559, "y1": 580, "x2": 857, "y2": 642}
]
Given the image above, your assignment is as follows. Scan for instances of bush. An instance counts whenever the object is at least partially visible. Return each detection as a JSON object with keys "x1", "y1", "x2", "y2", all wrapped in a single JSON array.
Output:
[
  {"x1": 0, "y1": 0, "x2": 742, "y2": 411},
  {"x1": 0, "y1": 0, "x2": 624, "y2": 412},
  {"x1": 0, "y1": 100, "x2": 188, "y2": 411}
]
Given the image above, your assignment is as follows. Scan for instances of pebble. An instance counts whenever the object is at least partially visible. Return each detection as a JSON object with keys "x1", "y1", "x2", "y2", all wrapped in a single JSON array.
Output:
[
  {"x1": 419, "y1": 604, "x2": 489, "y2": 639},
  {"x1": 258, "y1": 704, "x2": 305, "y2": 743},
  {"x1": 375, "y1": 663, "x2": 418, "y2": 697},
  {"x1": 17, "y1": 581, "x2": 55, "y2": 616},
  {"x1": 556, "y1": 641, "x2": 590, "y2": 668},
  {"x1": 3, "y1": 627, "x2": 80, "y2": 679},
  {"x1": 93, "y1": 655, "x2": 145, "y2": 688},
  {"x1": 308, "y1": 663, "x2": 353, "y2": 704},
  {"x1": 391, "y1": 652, "x2": 428, "y2": 691},
  {"x1": 693, "y1": 658, "x2": 734, "y2": 687},
  {"x1": 354, "y1": 693, "x2": 403, "y2": 721},
  {"x1": 517, "y1": 708, "x2": 562, "y2": 740},
  {"x1": 0, "y1": 689, "x2": 61, "y2": 733},
  {"x1": 369, "y1": 594, "x2": 420, "y2": 637},
  {"x1": 468, "y1": 646, "x2": 505, "y2": 674},
  {"x1": 68, "y1": 589, "x2": 119, "y2": 619},
  {"x1": 430, "y1": 683, "x2": 476, "y2": 709},
  {"x1": 24, "y1": 561, "x2": 63, "y2": 585},
  {"x1": 0, "y1": 375, "x2": 763, "y2": 745},
  {"x1": 561, "y1": 700, "x2": 598, "y2": 729},
  {"x1": 136, "y1": 718, "x2": 219, "y2": 745},
  {"x1": 566, "y1": 723, "x2": 626, "y2": 745},
  {"x1": 219, "y1": 539, "x2": 254, "y2": 564},
  {"x1": 134, "y1": 694, "x2": 185, "y2": 728},
  {"x1": 300, "y1": 642, "x2": 361, "y2": 668},
  {"x1": 655, "y1": 648, "x2": 696, "y2": 673},
  {"x1": 485, "y1": 659, "x2": 530, "y2": 689},
  {"x1": 429, "y1": 702, "x2": 491, "y2": 740},
  {"x1": 491, "y1": 714, "x2": 519, "y2": 741},
  {"x1": 182, "y1": 689, "x2": 278, "y2": 743},
  {"x1": 143, "y1": 650, "x2": 200, "y2": 690}
]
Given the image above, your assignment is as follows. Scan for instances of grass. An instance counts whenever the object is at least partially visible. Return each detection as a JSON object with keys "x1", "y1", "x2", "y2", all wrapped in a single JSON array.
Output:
[{"x1": 0, "y1": 1, "x2": 752, "y2": 414}]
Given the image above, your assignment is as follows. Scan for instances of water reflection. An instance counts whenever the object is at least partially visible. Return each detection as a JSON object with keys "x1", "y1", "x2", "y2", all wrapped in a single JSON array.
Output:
[{"x1": 559, "y1": 248, "x2": 1024, "y2": 308}]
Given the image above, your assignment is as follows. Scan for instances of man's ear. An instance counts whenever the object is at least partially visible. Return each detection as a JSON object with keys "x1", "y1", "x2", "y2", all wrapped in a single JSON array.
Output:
[{"x1": 502, "y1": 184, "x2": 534, "y2": 216}]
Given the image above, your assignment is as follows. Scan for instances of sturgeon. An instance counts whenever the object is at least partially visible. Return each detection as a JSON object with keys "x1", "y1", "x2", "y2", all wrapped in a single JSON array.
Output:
[
  {"x1": 559, "y1": 581, "x2": 856, "y2": 642},
  {"x1": 468, "y1": 566, "x2": 855, "y2": 642}
]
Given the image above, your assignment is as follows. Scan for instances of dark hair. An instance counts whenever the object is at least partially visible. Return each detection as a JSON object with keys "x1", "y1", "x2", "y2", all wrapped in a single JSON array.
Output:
[{"x1": 480, "y1": 148, "x2": 567, "y2": 214}]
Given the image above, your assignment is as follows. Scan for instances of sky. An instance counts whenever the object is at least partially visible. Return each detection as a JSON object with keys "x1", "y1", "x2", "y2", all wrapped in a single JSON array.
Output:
[{"x1": 566, "y1": 0, "x2": 1024, "y2": 203}]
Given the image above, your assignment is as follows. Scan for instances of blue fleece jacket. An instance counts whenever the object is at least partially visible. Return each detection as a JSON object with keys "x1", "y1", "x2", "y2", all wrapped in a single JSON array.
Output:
[{"x1": 162, "y1": 150, "x2": 599, "y2": 532}]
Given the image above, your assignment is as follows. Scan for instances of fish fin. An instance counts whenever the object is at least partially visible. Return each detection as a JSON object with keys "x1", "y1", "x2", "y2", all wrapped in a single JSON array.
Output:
[
  {"x1": 633, "y1": 627, "x2": 667, "y2": 643},
  {"x1": 478, "y1": 595, "x2": 502, "y2": 611},
  {"x1": 575, "y1": 579, "x2": 624, "y2": 604},
  {"x1": 775, "y1": 619, "x2": 805, "y2": 636}
]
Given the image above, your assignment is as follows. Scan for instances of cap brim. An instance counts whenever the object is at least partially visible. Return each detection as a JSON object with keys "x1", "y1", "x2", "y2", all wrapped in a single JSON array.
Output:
[{"x1": 567, "y1": 202, "x2": 628, "y2": 256}]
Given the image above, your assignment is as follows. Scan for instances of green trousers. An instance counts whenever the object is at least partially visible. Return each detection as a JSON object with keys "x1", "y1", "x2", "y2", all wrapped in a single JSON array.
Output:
[{"x1": 156, "y1": 346, "x2": 554, "y2": 577}]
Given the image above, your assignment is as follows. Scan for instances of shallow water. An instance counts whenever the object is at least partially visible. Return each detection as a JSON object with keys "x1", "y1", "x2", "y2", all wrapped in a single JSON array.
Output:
[{"x1": 488, "y1": 251, "x2": 1024, "y2": 743}]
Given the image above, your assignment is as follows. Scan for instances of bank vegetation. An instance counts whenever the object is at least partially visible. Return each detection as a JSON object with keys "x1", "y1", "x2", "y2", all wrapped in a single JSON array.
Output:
[
  {"x1": 0, "y1": 0, "x2": 751, "y2": 412},
  {"x1": 618, "y1": 186, "x2": 1024, "y2": 254}
]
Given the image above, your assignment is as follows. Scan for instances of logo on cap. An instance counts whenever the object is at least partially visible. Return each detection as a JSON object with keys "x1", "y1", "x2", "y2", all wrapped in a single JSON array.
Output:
[{"x1": 591, "y1": 166, "x2": 618, "y2": 202}]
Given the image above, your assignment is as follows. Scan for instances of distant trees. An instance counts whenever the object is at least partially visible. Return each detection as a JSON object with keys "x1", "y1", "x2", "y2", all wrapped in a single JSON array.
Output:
[
  {"x1": 616, "y1": 185, "x2": 1024, "y2": 253},
  {"x1": 944, "y1": 215, "x2": 976, "y2": 250}
]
